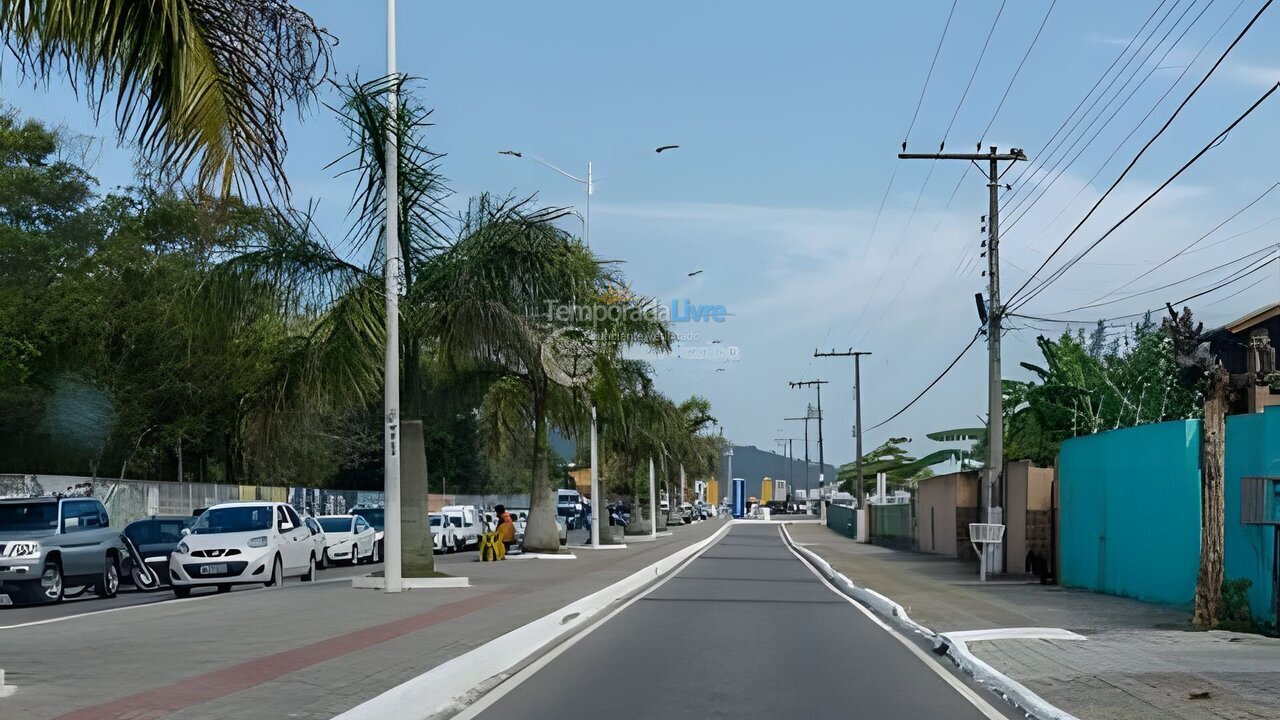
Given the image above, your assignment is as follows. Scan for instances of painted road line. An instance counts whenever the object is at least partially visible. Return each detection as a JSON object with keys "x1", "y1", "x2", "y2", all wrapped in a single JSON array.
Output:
[
  {"x1": 779, "y1": 525, "x2": 1010, "y2": 720},
  {"x1": 333, "y1": 521, "x2": 734, "y2": 720}
]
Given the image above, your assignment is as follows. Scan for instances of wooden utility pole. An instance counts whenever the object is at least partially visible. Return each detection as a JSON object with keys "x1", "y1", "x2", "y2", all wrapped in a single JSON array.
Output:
[
  {"x1": 1194, "y1": 362, "x2": 1230, "y2": 627},
  {"x1": 899, "y1": 147, "x2": 1026, "y2": 529},
  {"x1": 815, "y1": 349, "x2": 872, "y2": 510}
]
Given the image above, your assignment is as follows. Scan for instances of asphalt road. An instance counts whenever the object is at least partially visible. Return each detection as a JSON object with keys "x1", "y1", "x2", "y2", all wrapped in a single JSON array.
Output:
[{"x1": 465, "y1": 524, "x2": 1013, "y2": 720}]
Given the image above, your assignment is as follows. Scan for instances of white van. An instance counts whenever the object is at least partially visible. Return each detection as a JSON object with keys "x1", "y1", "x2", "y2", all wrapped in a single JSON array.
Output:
[{"x1": 440, "y1": 505, "x2": 483, "y2": 549}]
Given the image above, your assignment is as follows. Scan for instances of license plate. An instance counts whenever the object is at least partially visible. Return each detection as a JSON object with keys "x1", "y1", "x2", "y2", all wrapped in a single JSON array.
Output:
[
  {"x1": 0, "y1": 594, "x2": 11, "y2": 606},
  {"x1": 200, "y1": 564, "x2": 228, "y2": 575}
]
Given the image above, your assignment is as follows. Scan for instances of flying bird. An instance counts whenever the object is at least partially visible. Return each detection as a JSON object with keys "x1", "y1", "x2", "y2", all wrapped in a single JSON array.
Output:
[
  {"x1": 655, "y1": 145, "x2": 680, "y2": 153},
  {"x1": 687, "y1": 269, "x2": 703, "y2": 276},
  {"x1": 715, "y1": 368, "x2": 726, "y2": 372},
  {"x1": 498, "y1": 150, "x2": 523, "y2": 157}
]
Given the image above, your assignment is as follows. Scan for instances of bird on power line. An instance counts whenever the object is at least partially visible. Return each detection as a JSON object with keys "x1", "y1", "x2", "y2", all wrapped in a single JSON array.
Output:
[{"x1": 656, "y1": 145, "x2": 679, "y2": 153}]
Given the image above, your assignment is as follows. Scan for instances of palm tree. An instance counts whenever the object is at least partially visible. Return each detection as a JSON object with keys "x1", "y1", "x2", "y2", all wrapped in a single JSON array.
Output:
[
  {"x1": 0, "y1": 0, "x2": 334, "y2": 197},
  {"x1": 413, "y1": 195, "x2": 672, "y2": 552}
]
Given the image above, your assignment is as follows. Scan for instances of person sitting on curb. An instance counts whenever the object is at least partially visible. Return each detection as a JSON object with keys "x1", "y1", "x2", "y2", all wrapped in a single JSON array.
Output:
[{"x1": 494, "y1": 504, "x2": 516, "y2": 552}]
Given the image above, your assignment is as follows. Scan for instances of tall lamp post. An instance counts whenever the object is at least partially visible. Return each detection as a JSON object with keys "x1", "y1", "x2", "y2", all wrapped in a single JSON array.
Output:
[{"x1": 382, "y1": 0, "x2": 403, "y2": 593}]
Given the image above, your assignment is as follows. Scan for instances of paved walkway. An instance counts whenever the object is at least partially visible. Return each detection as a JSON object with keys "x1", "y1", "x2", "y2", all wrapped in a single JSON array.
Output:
[
  {"x1": 788, "y1": 522, "x2": 1280, "y2": 720},
  {"x1": 0, "y1": 519, "x2": 725, "y2": 720}
]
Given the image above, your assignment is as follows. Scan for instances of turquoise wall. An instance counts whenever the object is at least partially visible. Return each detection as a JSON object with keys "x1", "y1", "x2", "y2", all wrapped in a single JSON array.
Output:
[
  {"x1": 1225, "y1": 406, "x2": 1279, "y2": 626},
  {"x1": 1059, "y1": 419, "x2": 1202, "y2": 606}
]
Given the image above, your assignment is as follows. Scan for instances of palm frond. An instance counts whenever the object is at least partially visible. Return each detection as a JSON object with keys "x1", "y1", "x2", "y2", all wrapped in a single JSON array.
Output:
[{"x1": 1, "y1": 0, "x2": 334, "y2": 198}]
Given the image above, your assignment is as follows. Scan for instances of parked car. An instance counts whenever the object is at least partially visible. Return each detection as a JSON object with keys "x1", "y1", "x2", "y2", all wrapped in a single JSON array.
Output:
[
  {"x1": 121, "y1": 515, "x2": 193, "y2": 589},
  {"x1": 429, "y1": 513, "x2": 464, "y2": 554},
  {"x1": 764, "y1": 500, "x2": 789, "y2": 515},
  {"x1": 678, "y1": 503, "x2": 694, "y2": 524},
  {"x1": 0, "y1": 496, "x2": 126, "y2": 605},
  {"x1": 169, "y1": 502, "x2": 318, "y2": 597},
  {"x1": 316, "y1": 514, "x2": 377, "y2": 565},
  {"x1": 301, "y1": 516, "x2": 329, "y2": 568},
  {"x1": 351, "y1": 506, "x2": 385, "y2": 563}
]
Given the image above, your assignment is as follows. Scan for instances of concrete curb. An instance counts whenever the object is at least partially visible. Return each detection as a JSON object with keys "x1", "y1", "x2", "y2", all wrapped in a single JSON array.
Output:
[
  {"x1": 351, "y1": 575, "x2": 470, "y2": 589},
  {"x1": 778, "y1": 523, "x2": 933, "y2": 639},
  {"x1": 333, "y1": 522, "x2": 734, "y2": 720},
  {"x1": 938, "y1": 630, "x2": 1084, "y2": 720},
  {"x1": 0, "y1": 669, "x2": 14, "y2": 698},
  {"x1": 778, "y1": 523, "x2": 1080, "y2": 720}
]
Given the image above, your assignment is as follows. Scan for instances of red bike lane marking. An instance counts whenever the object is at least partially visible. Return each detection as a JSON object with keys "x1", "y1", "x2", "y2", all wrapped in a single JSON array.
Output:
[{"x1": 54, "y1": 587, "x2": 515, "y2": 720}]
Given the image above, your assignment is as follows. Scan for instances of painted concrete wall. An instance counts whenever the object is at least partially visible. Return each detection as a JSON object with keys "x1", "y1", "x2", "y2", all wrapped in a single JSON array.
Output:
[
  {"x1": 1225, "y1": 406, "x2": 1280, "y2": 626},
  {"x1": 1004, "y1": 461, "x2": 1055, "y2": 576},
  {"x1": 917, "y1": 471, "x2": 978, "y2": 556},
  {"x1": 1059, "y1": 420, "x2": 1202, "y2": 606}
]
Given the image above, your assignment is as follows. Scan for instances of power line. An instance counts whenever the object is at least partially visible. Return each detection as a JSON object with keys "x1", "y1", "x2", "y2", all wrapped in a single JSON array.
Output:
[
  {"x1": 1010, "y1": 251, "x2": 1279, "y2": 324},
  {"x1": 1001, "y1": 0, "x2": 1194, "y2": 213},
  {"x1": 940, "y1": 0, "x2": 1008, "y2": 149},
  {"x1": 978, "y1": 0, "x2": 1058, "y2": 144},
  {"x1": 1004, "y1": 0, "x2": 1276, "y2": 309},
  {"x1": 904, "y1": 0, "x2": 960, "y2": 149},
  {"x1": 1010, "y1": 81, "x2": 1280, "y2": 313},
  {"x1": 1078, "y1": 180, "x2": 1278, "y2": 305},
  {"x1": 1050, "y1": 244, "x2": 1277, "y2": 314},
  {"x1": 1001, "y1": 0, "x2": 1219, "y2": 231},
  {"x1": 866, "y1": 328, "x2": 982, "y2": 432},
  {"x1": 1000, "y1": 0, "x2": 1176, "y2": 197},
  {"x1": 1002, "y1": 0, "x2": 1249, "y2": 240}
]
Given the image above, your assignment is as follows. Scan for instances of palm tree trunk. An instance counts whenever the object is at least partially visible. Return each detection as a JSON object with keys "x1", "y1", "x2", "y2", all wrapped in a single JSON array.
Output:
[{"x1": 524, "y1": 388, "x2": 560, "y2": 553}]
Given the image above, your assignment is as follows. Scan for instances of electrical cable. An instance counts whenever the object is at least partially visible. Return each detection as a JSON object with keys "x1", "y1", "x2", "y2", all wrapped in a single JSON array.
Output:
[
  {"x1": 904, "y1": 0, "x2": 960, "y2": 149},
  {"x1": 866, "y1": 328, "x2": 983, "y2": 432},
  {"x1": 1010, "y1": 81, "x2": 1279, "y2": 313},
  {"x1": 978, "y1": 0, "x2": 1058, "y2": 144},
  {"x1": 940, "y1": 0, "x2": 1008, "y2": 148},
  {"x1": 1003, "y1": 0, "x2": 1275, "y2": 309}
]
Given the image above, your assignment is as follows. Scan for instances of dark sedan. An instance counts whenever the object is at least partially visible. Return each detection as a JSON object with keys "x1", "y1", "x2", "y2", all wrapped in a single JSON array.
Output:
[{"x1": 121, "y1": 516, "x2": 193, "y2": 589}]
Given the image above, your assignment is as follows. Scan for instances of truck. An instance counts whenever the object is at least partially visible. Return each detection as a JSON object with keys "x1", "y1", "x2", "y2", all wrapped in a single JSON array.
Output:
[
  {"x1": 440, "y1": 505, "x2": 484, "y2": 549},
  {"x1": 0, "y1": 496, "x2": 127, "y2": 604}
]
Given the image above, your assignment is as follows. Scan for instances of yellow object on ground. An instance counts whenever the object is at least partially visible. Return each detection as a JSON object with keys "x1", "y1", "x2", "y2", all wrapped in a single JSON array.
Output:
[{"x1": 479, "y1": 530, "x2": 506, "y2": 561}]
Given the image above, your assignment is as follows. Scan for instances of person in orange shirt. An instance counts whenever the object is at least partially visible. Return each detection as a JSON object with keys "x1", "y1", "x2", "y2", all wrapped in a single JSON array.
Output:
[{"x1": 494, "y1": 504, "x2": 516, "y2": 552}]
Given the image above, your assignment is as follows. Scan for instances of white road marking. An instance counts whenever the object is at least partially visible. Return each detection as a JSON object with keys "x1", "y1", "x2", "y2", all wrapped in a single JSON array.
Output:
[
  {"x1": 779, "y1": 527, "x2": 1010, "y2": 720},
  {"x1": 448, "y1": 531, "x2": 728, "y2": 720}
]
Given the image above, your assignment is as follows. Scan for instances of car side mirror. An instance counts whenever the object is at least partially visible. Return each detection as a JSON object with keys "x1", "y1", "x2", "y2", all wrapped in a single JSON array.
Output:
[{"x1": 181, "y1": 528, "x2": 191, "y2": 536}]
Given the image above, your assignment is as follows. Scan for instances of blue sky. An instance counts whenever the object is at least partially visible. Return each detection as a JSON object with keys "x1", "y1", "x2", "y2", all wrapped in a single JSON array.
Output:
[{"x1": 5, "y1": 0, "x2": 1279, "y2": 474}]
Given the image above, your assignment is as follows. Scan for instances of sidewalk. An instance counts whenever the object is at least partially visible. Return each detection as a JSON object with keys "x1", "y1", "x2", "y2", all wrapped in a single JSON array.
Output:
[
  {"x1": 1, "y1": 518, "x2": 726, "y2": 720},
  {"x1": 788, "y1": 522, "x2": 1280, "y2": 720}
]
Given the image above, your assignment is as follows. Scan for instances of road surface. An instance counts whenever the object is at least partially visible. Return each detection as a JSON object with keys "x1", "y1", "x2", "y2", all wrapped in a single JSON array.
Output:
[{"x1": 463, "y1": 523, "x2": 1012, "y2": 720}]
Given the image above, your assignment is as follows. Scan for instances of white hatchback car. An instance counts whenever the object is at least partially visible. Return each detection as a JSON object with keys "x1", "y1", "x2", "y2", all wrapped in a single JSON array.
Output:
[
  {"x1": 315, "y1": 515, "x2": 376, "y2": 565},
  {"x1": 169, "y1": 502, "x2": 319, "y2": 597}
]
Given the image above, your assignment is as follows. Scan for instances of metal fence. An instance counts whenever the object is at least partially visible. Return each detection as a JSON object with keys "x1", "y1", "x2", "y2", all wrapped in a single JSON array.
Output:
[
  {"x1": 826, "y1": 503, "x2": 857, "y2": 539},
  {"x1": 870, "y1": 502, "x2": 914, "y2": 548}
]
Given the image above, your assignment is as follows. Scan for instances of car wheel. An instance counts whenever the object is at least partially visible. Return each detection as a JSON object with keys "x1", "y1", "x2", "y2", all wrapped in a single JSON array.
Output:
[
  {"x1": 265, "y1": 556, "x2": 283, "y2": 588},
  {"x1": 454, "y1": 538, "x2": 464, "y2": 553},
  {"x1": 373, "y1": 540, "x2": 382, "y2": 563},
  {"x1": 173, "y1": 585, "x2": 192, "y2": 599},
  {"x1": 25, "y1": 560, "x2": 64, "y2": 604},
  {"x1": 132, "y1": 562, "x2": 160, "y2": 592},
  {"x1": 301, "y1": 554, "x2": 316, "y2": 582},
  {"x1": 95, "y1": 554, "x2": 120, "y2": 599},
  {"x1": 351, "y1": 545, "x2": 362, "y2": 566},
  {"x1": 319, "y1": 549, "x2": 329, "y2": 570},
  {"x1": 217, "y1": 584, "x2": 232, "y2": 594}
]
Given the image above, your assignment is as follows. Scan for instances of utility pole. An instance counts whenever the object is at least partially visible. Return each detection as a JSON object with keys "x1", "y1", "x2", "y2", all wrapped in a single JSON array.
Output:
[
  {"x1": 382, "y1": 0, "x2": 403, "y2": 593},
  {"x1": 899, "y1": 146, "x2": 1026, "y2": 529},
  {"x1": 789, "y1": 380, "x2": 829, "y2": 488},
  {"x1": 783, "y1": 416, "x2": 811, "y2": 497},
  {"x1": 815, "y1": 349, "x2": 871, "y2": 511}
]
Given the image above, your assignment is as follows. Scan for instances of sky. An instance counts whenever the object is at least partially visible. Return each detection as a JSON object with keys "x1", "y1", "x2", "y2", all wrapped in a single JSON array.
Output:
[{"x1": 4, "y1": 0, "x2": 1279, "y2": 470}]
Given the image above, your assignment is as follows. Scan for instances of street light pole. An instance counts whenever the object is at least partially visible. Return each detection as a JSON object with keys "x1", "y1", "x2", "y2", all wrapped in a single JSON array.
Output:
[{"x1": 382, "y1": 0, "x2": 403, "y2": 593}]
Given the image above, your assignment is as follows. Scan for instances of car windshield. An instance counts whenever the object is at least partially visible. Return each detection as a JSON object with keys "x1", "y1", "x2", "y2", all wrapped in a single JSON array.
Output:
[
  {"x1": 429, "y1": 516, "x2": 443, "y2": 527},
  {"x1": 317, "y1": 518, "x2": 350, "y2": 533},
  {"x1": 353, "y1": 509, "x2": 384, "y2": 531},
  {"x1": 191, "y1": 506, "x2": 273, "y2": 534},
  {"x1": 0, "y1": 501, "x2": 58, "y2": 532},
  {"x1": 449, "y1": 517, "x2": 463, "y2": 528}
]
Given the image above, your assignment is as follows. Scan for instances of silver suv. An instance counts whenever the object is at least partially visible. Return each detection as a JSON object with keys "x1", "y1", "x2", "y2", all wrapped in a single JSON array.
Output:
[{"x1": 0, "y1": 497, "x2": 126, "y2": 604}]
